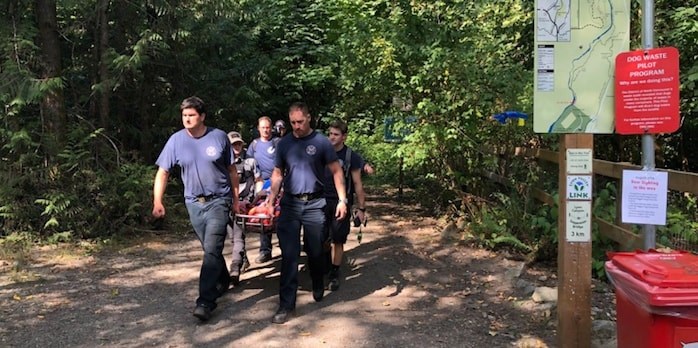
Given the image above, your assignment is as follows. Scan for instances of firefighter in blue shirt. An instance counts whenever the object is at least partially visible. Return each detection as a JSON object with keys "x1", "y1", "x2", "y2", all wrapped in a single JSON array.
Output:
[
  {"x1": 265, "y1": 102, "x2": 348, "y2": 324},
  {"x1": 152, "y1": 96, "x2": 239, "y2": 322}
]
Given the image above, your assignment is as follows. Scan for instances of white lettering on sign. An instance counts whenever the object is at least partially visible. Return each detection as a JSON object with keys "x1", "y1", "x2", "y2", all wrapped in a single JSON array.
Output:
[
  {"x1": 636, "y1": 61, "x2": 657, "y2": 69},
  {"x1": 644, "y1": 52, "x2": 668, "y2": 60},
  {"x1": 625, "y1": 52, "x2": 669, "y2": 62},
  {"x1": 629, "y1": 69, "x2": 665, "y2": 77},
  {"x1": 615, "y1": 47, "x2": 680, "y2": 135}
]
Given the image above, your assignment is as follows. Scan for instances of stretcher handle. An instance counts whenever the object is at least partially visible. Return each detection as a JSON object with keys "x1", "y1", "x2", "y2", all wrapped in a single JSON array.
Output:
[{"x1": 236, "y1": 213, "x2": 272, "y2": 219}]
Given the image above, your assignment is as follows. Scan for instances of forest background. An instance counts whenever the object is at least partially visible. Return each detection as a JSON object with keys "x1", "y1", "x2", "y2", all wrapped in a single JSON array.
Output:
[{"x1": 1, "y1": 0, "x2": 696, "y2": 269}]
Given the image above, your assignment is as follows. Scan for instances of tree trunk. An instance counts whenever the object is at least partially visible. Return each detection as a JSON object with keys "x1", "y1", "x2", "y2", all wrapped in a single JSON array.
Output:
[
  {"x1": 35, "y1": 0, "x2": 66, "y2": 158},
  {"x1": 6, "y1": 0, "x2": 21, "y2": 133},
  {"x1": 96, "y1": 0, "x2": 111, "y2": 129}
]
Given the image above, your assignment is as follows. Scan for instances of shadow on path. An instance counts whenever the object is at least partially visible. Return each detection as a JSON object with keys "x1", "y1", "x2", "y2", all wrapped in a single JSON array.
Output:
[{"x1": 0, "y1": 187, "x2": 561, "y2": 347}]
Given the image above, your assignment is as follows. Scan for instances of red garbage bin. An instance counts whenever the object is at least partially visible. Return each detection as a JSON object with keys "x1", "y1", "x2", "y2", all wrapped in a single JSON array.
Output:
[{"x1": 606, "y1": 250, "x2": 698, "y2": 348}]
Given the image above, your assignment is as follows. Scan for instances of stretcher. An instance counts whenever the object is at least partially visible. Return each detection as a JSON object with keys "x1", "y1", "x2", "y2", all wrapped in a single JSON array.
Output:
[{"x1": 233, "y1": 192, "x2": 281, "y2": 234}]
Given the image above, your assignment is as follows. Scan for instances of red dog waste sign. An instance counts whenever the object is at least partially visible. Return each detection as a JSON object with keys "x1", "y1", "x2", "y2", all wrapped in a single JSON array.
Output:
[{"x1": 614, "y1": 47, "x2": 680, "y2": 134}]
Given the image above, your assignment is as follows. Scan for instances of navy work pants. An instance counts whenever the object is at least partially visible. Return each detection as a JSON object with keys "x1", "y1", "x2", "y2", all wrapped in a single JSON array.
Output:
[
  {"x1": 276, "y1": 195, "x2": 327, "y2": 310},
  {"x1": 186, "y1": 197, "x2": 230, "y2": 309}
]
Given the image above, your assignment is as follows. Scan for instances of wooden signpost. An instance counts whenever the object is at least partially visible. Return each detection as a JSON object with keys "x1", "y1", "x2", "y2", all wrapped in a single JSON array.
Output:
[
  {"x1": 534, "y1": 1, "x2": 631, "y2": 345},
  {"x1": 557, "y1": 134, "x2": 593, "y2": 347}
]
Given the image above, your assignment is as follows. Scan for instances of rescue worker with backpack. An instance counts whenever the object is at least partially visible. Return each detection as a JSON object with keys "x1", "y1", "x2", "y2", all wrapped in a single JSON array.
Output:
[
  {"x1": 323, "y1": 119, "x2": 368, "y2": 291},
  {"x1": 226, "y1": 131, "x2": 263, "y2": 285}
]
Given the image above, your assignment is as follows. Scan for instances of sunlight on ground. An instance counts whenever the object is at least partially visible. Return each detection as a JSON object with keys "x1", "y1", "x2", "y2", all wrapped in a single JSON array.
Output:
[
  {"x1": 513, "y1": 335, "x2": 550, "y2": 348},
  {"x1": 247, "y1": 266, "x2": 280, "y2": 280},
  {"x1": 0, "y1": 269, "x2": 42, "y2": 285},
  {"x1": 0, "y1": 191, "x2": 563, "y2": 347},
  {"x1": 434, "y1": 295, "x2": 464, "y2": 309},
  {"x1": 102, "y1": 262, "x2": 200, "y2": 287},
  {"x1": 29, "y1": 292, "x2": 71, "y2": 310},
  {"x1": 139, "y1": 241, "x2": 171, "y2": 251},
  {"x1": 98, "y1": 303, "x2": 142, "y2": 313},
  {"x1": 232, "y1": 288, "x2": 266, "y2": 302}
]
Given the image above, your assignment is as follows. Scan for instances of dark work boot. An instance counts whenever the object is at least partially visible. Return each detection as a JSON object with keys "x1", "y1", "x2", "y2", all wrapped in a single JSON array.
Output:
[
  {"x1": 328, "y1": 265, "x2": 340, "y2": 291},
  {"x1": 193, "y1": 304, "x2": 212, "y2": 321},
  {"x1": 230, "y1": 262, "x2": 241, "y2": 286},
  {"x1": 241, "y1": 254, "x2": 250, "y2": 273},
  {"x1": 312, "y1": 277, "x2": 324, "y2": 302},
  {"x1": 256, "y1": 252, "x2": 271, "y2": 264}
]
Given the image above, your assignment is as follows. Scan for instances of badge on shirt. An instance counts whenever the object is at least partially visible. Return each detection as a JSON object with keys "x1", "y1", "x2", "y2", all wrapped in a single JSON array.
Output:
[{"x1": 306, "y1": 145, "x2": 317, "y2": 155}]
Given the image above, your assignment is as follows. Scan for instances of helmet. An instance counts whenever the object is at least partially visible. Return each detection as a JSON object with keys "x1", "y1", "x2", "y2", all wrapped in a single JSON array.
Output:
[{"x1": 273, "y1": 120, "x2": 286, "y2": 137}]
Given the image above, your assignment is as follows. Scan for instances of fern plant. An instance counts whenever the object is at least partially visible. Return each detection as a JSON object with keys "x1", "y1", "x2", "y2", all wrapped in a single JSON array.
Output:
[{"x1": 35, "y1": 192, "x2": 76, "y2": 231}]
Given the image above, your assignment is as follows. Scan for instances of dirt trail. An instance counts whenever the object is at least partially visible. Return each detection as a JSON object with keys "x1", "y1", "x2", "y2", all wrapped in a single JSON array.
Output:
[{"x1": 0, "y1": 188, "x2": 613, "y2": 347}]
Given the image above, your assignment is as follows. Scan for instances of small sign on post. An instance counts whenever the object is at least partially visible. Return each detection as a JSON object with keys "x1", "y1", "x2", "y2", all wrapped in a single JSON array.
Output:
[
  {"x1": 566, "y1": 175, "x2": 593, "y2": 201},
  {"x1": 614, "y1": 47, "x2": 680, "y2": 134},
  {"x1": 566, "y1": 201, "x2": 592, "y2": 243},
  {"x1": 564, "y1": 172, "x2": 593, "y2": 243},
  {"x1": 566, "y1": 149, "x2": 593, "y2": 174}
]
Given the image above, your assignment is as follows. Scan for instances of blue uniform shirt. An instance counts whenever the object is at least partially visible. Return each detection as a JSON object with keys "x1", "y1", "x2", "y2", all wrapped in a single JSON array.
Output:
[
  {"x1": 246, "y1": 138, "x2": 278, "y2": 180},
  {"x1": 155, "y1": 127, "x2": 234, "y2": 203},
  {"x1": 324, "y1": 146, "x2": 364, "y2": 203},
  {"x1": 275, "y1": 130, "x2": 337, "y2": 195}
]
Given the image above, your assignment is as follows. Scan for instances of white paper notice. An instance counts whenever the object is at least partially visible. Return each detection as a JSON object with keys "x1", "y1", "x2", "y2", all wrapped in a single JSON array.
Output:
[
  {"x1": 566, "y1": 201, "x2": 591, "y2": 242},
  {"x1": 621, "y1": 170, "x2": 668, "y2": 225}
]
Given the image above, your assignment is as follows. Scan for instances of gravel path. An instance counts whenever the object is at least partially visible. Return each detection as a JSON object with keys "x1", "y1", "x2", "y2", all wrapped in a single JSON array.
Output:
[{"x1": 0, "y1": 189, "x2": 614, "y2": 347}]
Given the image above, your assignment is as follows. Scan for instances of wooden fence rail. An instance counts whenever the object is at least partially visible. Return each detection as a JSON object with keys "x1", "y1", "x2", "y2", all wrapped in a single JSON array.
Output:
[{"x1": 486, "y1": 147, "x2": 698, "y2": 250}]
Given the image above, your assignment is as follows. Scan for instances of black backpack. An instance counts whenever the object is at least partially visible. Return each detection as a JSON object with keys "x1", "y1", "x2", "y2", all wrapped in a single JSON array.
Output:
[
  {"x1": 235, "y1": 153, "x2": 256, "y2": 200},
  {"x1": 342, "y1": 147, "x2": 353, "y2": 197}
]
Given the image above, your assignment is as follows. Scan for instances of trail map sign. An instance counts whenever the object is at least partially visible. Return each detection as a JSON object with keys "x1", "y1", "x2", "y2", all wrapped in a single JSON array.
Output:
[
  {"x1": 533, "y1": 0, "x2": 630, "y2": 133},
  {"x1": 614, "y1": 47, "x2": 680, "y2": 134}
]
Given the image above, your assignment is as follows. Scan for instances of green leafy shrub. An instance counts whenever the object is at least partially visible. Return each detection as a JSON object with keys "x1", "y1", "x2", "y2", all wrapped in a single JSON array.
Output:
[
  {"x1": 466, "y1": 194, "x2": 532, "y2": 253},
  {"x1": 527, "y1": 200, "x2": 559, "y2": 261},
  {"x1": 0, "y1": 232, "x2": 34, "y2": 267},
  {"x1": 658, "y1": 210, "x2": 698, "y2": 250},
  {"x1": 2, "y1": 123, "x2": 159, "y2": 240}
]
